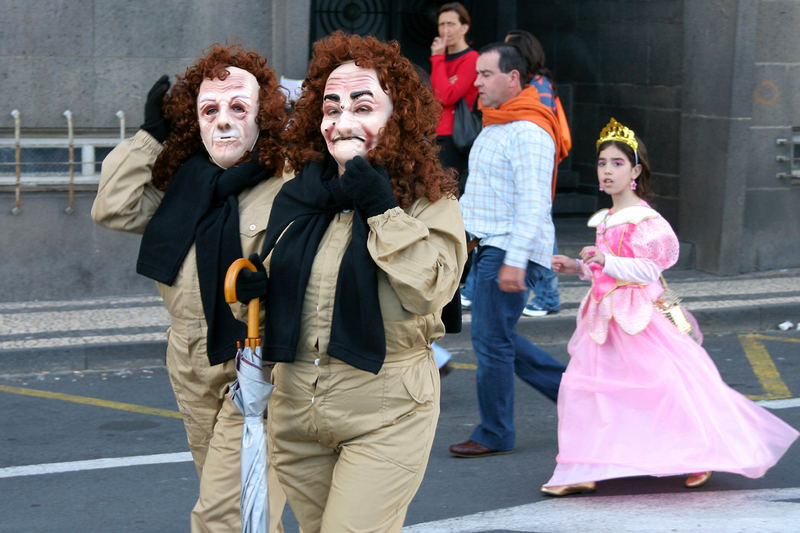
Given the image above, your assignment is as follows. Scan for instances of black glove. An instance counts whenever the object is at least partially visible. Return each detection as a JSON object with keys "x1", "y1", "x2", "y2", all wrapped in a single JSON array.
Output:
[
  {"x1": 235, "y1": 253, "x2": 268, "y2": 304},
  {"x1": 140, "y1": 75, "x2": 171, "y2": 143},
  {"x1": 340, "y1": 156, "x2": 398, "y2": 218}
]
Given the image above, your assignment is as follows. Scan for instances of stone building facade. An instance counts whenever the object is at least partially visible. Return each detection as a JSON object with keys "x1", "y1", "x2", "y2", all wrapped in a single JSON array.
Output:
[{"x1": 1, "y1": 0, "x2": 798, "y2": 302}]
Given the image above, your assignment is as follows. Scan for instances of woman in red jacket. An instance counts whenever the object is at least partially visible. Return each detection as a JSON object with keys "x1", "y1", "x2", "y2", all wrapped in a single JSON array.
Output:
[{"x1": 430, "y1": 1, "x2": 478, "y2": 194}]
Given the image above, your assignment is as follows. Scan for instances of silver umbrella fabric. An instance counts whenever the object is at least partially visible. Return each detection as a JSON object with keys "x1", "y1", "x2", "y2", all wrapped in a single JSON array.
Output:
[{"x1": 231, "y1": 342, "x2": 273, "y2": 533}]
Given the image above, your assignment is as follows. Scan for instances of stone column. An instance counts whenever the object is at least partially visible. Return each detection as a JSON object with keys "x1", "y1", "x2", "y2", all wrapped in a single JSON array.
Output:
[
  {"x1": 679, "y1": 0, "x2": 757, "y2": 274},
  {"x1": 271, "y1": 0, "x2": 311, "y2": 79}
]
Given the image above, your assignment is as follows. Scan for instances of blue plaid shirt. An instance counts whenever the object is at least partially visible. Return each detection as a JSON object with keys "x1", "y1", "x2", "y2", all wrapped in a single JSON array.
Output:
[{"x1": 460, "y1": 120, "x2": 555, "y2": 269}]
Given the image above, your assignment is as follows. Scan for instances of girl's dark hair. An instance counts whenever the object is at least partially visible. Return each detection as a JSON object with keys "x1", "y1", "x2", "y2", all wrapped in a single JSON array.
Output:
[
  {"x1": 505, "y1": 29, "x2": 555, "y2": 92},
  {"x1": 597, "y1": 137, "x2": 652, "y2": 200}
]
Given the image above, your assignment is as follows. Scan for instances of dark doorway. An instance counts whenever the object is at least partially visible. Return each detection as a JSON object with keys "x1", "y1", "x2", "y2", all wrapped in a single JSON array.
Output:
[{"x1": 309, "y1": 0, "x2": 498, "y2": 72}]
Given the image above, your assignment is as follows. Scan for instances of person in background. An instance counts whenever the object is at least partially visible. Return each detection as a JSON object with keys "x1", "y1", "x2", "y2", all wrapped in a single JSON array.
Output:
[
  {"x1": 542, "y1": 118, "x2": 798, "y2": 496},
  {"x1": 91, "y1": 45, "x2": 290, "y2": 532},
  {"x1": 449, "y1": 43, "x2": 567, "y2": 458},
  {"x1": 505, "y1": 29, "x2": 569, "y2": 318},
  {"x1": 233, "y1": 31, "x2": 466, "y2": 532},
  {"x1": 430, "y1": 1, "x2": 479, "y2": 194},
  {"x1": 461, "y1": 29, "x2": 572, "y2": 314}
]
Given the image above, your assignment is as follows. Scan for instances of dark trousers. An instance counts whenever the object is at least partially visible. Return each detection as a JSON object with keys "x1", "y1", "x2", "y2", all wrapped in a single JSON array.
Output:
[{"x1": 436, "y1": 135, "x2": 469, "y2": 196}]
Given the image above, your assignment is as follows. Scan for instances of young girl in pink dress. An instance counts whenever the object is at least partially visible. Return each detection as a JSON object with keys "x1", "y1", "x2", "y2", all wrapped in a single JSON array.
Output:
[{"x1": 541, "y1": 118, "x2": 799, "y2": 496}]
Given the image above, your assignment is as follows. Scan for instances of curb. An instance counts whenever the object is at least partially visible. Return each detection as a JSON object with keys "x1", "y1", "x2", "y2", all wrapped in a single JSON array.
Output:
[
  {"x1": 434, "y1": 302, "x2": 800, "y2": 353},
  {"x1": 2, "y1": 302, "x2": 797, "y2": 375},
  {"x1": 512, "y1": 302, "x2": 800, "y2": 344},
  {"x1": 0, "y1": 341, "x2": 166, "y2": 375}
]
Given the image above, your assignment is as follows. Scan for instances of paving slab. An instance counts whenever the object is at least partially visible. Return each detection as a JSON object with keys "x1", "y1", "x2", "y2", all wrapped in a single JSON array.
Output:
[{"x1": 2, "y1": 266, "x2": 799, "y2": 374}]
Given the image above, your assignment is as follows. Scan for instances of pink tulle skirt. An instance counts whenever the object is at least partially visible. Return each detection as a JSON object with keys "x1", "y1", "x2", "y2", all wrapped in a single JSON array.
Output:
[{"x1": 546, "y1": 311, "x2": 799, "y2": 486}]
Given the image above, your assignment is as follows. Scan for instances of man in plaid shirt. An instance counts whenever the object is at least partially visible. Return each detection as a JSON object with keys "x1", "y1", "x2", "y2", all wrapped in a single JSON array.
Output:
[{"x1": 450, "y1": 43, "x2": 567, "y2": 458}]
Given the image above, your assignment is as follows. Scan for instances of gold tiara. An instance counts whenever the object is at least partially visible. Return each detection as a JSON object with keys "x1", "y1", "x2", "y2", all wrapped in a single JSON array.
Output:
[{"x1": 596, "y1": 117, "x2": 638, "y2": 153}]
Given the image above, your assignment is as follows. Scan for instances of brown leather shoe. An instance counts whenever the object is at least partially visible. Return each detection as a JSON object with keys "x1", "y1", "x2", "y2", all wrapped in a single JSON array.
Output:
[{"x1": 449, "y1": 439, "x2": 513, "y2": 458}]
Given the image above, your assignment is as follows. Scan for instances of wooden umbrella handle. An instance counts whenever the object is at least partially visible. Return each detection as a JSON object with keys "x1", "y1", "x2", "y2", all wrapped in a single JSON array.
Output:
[{"x1": 224, "y1": 257, "x2": 260, "y2": 341}]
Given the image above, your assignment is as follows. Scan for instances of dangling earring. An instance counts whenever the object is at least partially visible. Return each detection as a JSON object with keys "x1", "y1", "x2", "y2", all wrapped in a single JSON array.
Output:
[
  {"x1": 630, "y1": 180, "x2": 637, "y2": 191},
  {"x1": 599, "y1": 185, "x2": 604, "y2": 192}
]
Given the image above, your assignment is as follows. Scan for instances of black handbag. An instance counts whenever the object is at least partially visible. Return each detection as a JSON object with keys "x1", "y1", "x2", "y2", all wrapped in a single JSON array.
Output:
[{"x1": 452, "y1": 97, "x2": 482, "y2": 153}]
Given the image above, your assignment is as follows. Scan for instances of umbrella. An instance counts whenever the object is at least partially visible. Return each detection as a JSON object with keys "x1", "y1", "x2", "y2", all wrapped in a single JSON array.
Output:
[{"x1": 224, "y1": 258, "x2": 272, "y2": 533}]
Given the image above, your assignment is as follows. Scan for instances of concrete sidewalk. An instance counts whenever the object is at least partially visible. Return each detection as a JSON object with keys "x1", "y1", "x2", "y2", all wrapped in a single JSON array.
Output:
[
  {"x1": 2, "y1": 216, "x2": 799, "y2": 374},
  {"x1": 2, "y1": 266, "x2": 799, "y2": 374}
]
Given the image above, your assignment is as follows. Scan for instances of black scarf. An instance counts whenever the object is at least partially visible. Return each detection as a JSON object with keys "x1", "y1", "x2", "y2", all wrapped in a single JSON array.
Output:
[
  {"x1": 260, "y1": 158, "x2": 386, "y2": 374},
  {"x1": 137, "y1": 153, "x2": 270, "y2": 365}
]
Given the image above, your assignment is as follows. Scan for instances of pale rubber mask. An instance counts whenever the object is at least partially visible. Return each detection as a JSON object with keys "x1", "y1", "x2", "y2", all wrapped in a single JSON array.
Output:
[
  {"x1": 320, "y1": 62, "x2": 393, "y2": 176},
  {"x1": 197, "y1": 66, "x2": 260, "y2": 169}
]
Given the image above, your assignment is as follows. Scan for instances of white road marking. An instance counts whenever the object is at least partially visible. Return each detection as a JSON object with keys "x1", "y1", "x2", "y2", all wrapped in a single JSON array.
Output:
[
  {"x1": 402, "y1": 487, "x2": 800, "y2": 532},
  {"x1": 0, "y1": 452, "x2": 192, "y2": 479},
  {"x1": 757, "y1": 397, "x2": 800, "y2": 409},
  {"x1": 3, "y1": 451, "x2": 799, "y2": 532}
]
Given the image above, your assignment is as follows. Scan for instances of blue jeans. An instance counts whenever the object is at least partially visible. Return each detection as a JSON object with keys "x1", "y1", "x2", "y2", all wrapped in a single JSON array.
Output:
[
  {"x1": 526, "y1": 240, "x2": 560, "y2": 312},
  {"x1": 469, "y1": 246, "x2": 566, "y2": 451},
  {"x1": 461, "y1": 251, "x2": 476, "y2": 301}
]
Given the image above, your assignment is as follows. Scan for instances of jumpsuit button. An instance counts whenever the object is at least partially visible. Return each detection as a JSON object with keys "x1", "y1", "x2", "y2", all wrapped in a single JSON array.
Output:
[
  {"x1": 314, "y1": 358, "x2": 320, "y2": 366},
  {"x1": 248, "y1": 224, "x2": 256, "y2": 231},
  {"x1": 311, "y1": 396, "x2": 315, "y2": 404}
]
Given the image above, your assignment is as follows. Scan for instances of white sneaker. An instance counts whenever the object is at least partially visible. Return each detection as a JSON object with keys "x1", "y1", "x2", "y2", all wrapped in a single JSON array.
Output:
[
  {"x1": 522, "y1": 305, "x2": 553, "y2": 317},
  {"x1": 460, "y1": 294, "x2": 472, "y2": 308}
]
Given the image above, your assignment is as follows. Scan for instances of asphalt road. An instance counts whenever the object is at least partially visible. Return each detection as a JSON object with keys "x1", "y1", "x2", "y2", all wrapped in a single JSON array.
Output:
[{"x1": 1, "y1": 328, "x2": 799, "y2": 533}]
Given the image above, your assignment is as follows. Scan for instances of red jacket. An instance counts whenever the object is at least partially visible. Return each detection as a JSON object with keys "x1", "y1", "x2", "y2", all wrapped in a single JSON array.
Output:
[{"x1": 430, "y1": 48, "x2": 479, "y2": 136}]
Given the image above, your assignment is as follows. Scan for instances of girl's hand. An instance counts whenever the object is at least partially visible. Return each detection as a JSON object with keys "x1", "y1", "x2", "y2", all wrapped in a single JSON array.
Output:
[
  {"x1": 580, "y1": 246, "x2": 605, "y2": 267},
  {"x1": 552, "y1": 254, "x2": 577, "y2": 274},
  {"x1": 431, "y1": 37, "x2": 446, "y2": 56}
]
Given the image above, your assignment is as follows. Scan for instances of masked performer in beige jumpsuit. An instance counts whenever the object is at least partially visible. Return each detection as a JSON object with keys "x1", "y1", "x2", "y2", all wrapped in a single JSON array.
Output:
[
  {"x1": 231, "y1": 31, "x2": 467, "y2": 533},
  {"x1": 91, "y1": 44, "x2": 290, "y2": 533}
]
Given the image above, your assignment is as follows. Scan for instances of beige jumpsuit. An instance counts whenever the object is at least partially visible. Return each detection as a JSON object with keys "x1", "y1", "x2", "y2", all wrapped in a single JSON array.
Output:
[
  {"x1": 257, "y1": 198, "x2": 466, "y2": 532},
  {"x1": 92, "y1": 130, "x2": 290, "y2": 533}
]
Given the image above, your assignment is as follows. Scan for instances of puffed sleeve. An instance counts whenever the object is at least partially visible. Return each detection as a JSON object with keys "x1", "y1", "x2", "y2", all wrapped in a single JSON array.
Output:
[
  {"x1": 366, "y1": 196, "x2": 467, "y2": 316},
  {"x1": 91, "y1": 130, "x2": 165, "y2": 234},
  {"x1": 602, "y1": 215, "x2": 679, "y2": 282},
  {"x1": 630, "y1": 215, "x2": 680, "y2": 269}
]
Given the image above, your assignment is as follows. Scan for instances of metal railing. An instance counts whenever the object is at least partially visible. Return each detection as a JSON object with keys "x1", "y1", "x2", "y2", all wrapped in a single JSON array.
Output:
[
  {"x1": 2, "y1": 110, "x2": 126, "y2": 214},
  {"x1": 775, "y1": 130, "x2": 800, "y2": 184}
]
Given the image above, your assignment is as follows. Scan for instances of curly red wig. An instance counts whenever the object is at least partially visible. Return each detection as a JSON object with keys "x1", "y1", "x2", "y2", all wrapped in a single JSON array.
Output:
[
  {"x1": 283, "y1": 31, "x2": 457, "y2": 208},
  {"x1": 152, "y1": 44, "x2": 287, "y2": 190}
]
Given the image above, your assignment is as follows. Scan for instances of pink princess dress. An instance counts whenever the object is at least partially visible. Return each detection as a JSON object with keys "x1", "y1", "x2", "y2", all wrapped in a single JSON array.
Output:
[{"x1": 545, "y1": 202, "x2": 798, "y2": 486}]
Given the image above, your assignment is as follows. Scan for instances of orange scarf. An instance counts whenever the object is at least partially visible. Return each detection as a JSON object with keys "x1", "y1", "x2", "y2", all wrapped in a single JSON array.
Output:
[{"x1": 480, "y1": 86, "x2": 568, "y2": 198}]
